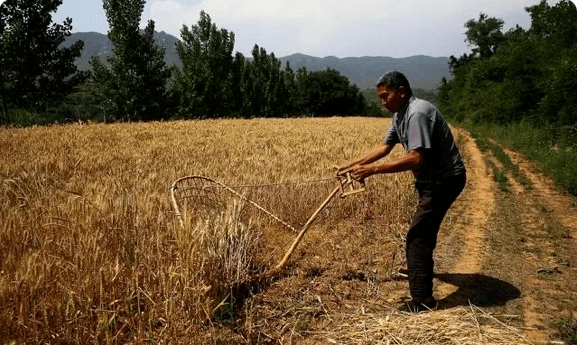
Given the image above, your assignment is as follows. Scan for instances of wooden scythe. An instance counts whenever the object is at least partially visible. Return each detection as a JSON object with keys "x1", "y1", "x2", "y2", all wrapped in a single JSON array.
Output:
[
  {"x1": 262, "y1": 167, "x2": 365, "y2": 277},
  {"x1": 171, "y1": 169, "x2": 365, "y2": 281}
]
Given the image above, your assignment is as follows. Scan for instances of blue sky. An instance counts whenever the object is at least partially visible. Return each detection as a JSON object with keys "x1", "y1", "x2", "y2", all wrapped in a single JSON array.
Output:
[{"x1": 36, "y1": 0, "x2": 573, "y2": 58}]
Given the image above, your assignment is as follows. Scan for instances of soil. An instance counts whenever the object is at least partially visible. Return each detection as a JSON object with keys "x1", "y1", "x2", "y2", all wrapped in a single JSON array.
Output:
[
  {"x1": 435, "y1": 132, "x2": 577, "y2": 344},
  {"x1": 216, "y1": 129, "x2": 577, "y2": 344}
]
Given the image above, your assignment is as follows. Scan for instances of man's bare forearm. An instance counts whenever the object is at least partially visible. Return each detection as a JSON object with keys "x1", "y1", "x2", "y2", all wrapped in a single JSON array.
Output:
[
  {"x1": 350, "y1": 149, "x2": 424, "y2": 181},
  {"x1": 371, "y1": 150, "x2": 423, "y2": 174},
  {"x1": 340, "y1": 144, "x2": 393, "y2": 170}
]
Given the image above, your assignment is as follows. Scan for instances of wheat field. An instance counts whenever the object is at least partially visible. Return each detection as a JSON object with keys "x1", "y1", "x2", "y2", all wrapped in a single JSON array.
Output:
[{"x1": 0, "y1": 118, "x2": 529, "y2": 344}]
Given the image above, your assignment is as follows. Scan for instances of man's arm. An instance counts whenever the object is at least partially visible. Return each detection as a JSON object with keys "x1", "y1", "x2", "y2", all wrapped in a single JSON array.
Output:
[
  {"x1": 338, "y1": 143, "x2": 394, "y2": 172},
  {"x1": 349, "y1": 149, "x2": 425, "y2": 181}
]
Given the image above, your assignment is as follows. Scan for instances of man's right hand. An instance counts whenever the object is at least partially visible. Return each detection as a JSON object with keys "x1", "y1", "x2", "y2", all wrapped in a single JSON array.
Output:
[{"x1": 335, "y1": 164, "x2": 355, "y2": 176}]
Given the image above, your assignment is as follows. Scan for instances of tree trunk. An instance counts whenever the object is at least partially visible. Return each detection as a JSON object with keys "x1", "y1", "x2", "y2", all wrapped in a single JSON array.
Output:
[{"x1": 0, "y1": 80, "x2": 8, "y2": 123}]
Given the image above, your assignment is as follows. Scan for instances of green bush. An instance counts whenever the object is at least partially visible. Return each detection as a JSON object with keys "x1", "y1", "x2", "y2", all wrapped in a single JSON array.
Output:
[{"x1": 7, "y1": 109, "x2": 46, "y2": 127}]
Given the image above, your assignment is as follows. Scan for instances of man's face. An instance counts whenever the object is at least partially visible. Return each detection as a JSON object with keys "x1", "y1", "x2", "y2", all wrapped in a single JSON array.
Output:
[{"x1": 377, "y1": 84, "x2": 406, "y2": 113}]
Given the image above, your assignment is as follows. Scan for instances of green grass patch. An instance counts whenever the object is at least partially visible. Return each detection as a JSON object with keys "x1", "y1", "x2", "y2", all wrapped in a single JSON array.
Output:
[
  {"x1": 486, "y1": 159, "x2": 510, "y2": 191},
  {"x1": 486, "y1": 141, "x2": 532, "y2": 189},
  {"x1": 552, "y1": 317, "x2": 577, "y2": 345},
  {"x1": 458, "y1": 121, "x2": 577, "y2": 196},
  {"x1": 469, "y1": 129, "x2": 524, "y2": 191},
  {"x1": 469, "y1": 131, "x2": 489, "y2": 152}
]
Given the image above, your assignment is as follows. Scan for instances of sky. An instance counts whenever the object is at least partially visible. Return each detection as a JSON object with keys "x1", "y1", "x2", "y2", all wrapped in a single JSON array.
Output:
[{"x1": 32, "y1": 0, "x2": 573, "y2": 59}]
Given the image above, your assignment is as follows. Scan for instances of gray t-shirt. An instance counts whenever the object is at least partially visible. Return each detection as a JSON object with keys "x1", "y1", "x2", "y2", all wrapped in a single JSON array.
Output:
[{"x1": 384, "y1": 96, "x2": 465, "y2": 182}]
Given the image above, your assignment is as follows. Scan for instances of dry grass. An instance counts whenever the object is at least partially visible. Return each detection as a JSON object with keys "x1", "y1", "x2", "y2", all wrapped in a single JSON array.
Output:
[
  {"x1": 315, "y1": 305, "x2": 531, "y2": 344},
  {"x1": 0, "y1": 118, "x2": 524, "y2": 344}
]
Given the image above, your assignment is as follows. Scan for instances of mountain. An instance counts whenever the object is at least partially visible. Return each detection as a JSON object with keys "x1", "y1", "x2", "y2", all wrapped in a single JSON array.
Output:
[
  {"x1": 279, "y1": 53, "x2": 450, "y2": 91},
  {"x1": 64, "y1": 32, "x2": 451, "y2": 91},
  {"x1": 63, "y1": 31, "x2": 181, "y2": 71}
]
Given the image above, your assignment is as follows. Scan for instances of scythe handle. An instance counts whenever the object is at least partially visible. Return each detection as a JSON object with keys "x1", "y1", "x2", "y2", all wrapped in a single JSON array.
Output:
[{"x1": 271, "y1": 184, "x2": 341, "y2": 272}]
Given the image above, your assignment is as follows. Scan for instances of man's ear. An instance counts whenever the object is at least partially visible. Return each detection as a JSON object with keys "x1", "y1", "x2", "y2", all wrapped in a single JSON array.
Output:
[{"x1": 399, "y1": 86, "x2": 406, "y2": 97}]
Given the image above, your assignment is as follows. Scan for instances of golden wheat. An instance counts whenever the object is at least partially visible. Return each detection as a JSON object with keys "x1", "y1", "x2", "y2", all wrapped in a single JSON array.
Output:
[{"x1": 0, "y1": 118, "x2": 521, "y2": 344}]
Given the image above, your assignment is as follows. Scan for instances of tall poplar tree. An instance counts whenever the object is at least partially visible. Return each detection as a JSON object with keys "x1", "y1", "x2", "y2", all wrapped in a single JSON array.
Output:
[
  {"x1": 90, "y1": 0, "x2": 172, "y2": 121},
  {"x1": 174, "y1": 11, "x2": 235, "y2": 118}
]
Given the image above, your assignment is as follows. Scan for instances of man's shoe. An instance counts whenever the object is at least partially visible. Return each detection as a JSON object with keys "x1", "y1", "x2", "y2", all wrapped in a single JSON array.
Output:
[{"x1": 397, "y1": 296, "x2": 437, "y2": 313}]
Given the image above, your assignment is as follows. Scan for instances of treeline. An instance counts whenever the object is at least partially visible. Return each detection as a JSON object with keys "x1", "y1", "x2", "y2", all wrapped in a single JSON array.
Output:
[
  {"x1": 0, "y1": 0, "x2": 376, "y2": 126},
  {"x1": 437, "y1": 0, "x2": 577, "y2": 144},
  {"x1": 170, "y1": 12, "x2": 369, "y2": 119},
  {"x1": 437, "y1": 0, "x2": 577, "y2": 195}
]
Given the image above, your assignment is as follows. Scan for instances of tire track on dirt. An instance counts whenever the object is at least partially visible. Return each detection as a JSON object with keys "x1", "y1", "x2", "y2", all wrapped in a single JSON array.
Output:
[
  {"x1": 435, "y1": 129, "x2": 496, "y2": 299},
  {"x1": 504, "y1": 171, "x2": 558, "y2": 343},
  {"x1": 491, "y1": 145, "x2": 577, "y2": 343},
  {"x1": 502, "y1": 147, "x2": 577, "y2": 239}
]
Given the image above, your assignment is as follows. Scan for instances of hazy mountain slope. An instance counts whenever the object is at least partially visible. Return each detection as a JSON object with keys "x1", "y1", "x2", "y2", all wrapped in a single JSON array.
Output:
[
  {"x1": 280, "y1": 53, "x2": 450, "y2": 90},
  {"x1": 64, "y1": 32, "x2": 450, "y2": 91},
  {"x1": 63, "y1": 31, "x2": 181, "y2": 70}
]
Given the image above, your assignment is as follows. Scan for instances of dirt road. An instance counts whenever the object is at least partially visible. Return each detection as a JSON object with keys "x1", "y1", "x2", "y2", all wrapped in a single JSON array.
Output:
[{"x1": 435, "y1": 130, "x2": 577, "y2": 344}]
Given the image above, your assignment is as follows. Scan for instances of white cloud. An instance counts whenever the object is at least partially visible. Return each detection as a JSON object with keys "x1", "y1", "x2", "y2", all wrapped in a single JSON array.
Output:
[
  {"x1": 146, "y1": 0, "x2": 552, "y2": 58},
  {"x1": 149, "y1": 1, "x2": 191, "y2": 35}
]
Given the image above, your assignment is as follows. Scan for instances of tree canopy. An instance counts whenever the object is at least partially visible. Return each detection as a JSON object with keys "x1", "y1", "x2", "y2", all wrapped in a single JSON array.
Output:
[
  {"x1": 173, "y1": 10, "x2": 235, "y2": 118},
  {"x1": 2, "y1": 6, "x2": 373, "y2": 125},
  {"x1": 437, "y1": 0, "x2": 577, "y2": 132},
  {"x1": 89, "y1": 0, "x2": 173, "y2": 121},
  {"x1": 172, "y1": 12, "x2": 368, "y2": 119},
  {"x1": 464, "y1": 13, "x2": 505, "y2": 59},
  {"x1": 0, "y1": 0, "x2": 88, "y2": 122}
]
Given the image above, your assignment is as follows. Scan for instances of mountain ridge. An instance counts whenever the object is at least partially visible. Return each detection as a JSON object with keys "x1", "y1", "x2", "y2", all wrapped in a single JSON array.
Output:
[{"x1": 64, "y1": 31, "x2": 451, "y2": 91}]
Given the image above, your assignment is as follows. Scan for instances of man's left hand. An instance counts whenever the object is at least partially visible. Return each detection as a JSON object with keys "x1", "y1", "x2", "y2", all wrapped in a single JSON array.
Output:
[{"x1": 349, "y1": 164, "x2": 374, "y2": 182}]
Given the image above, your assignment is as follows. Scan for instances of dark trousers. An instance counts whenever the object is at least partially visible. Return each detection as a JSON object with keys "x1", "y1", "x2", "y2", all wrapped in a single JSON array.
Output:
[{"x1": 406, "y1": 173, "x2": 466, "y2": 302}]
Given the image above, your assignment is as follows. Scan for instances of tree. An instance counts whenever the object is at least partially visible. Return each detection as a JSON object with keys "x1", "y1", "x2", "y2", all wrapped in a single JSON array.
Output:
[
  {"x1": 448, "y1": 53, "x2": 473, "y2": 75},
  {"x1": 89, "y1": 0, "x2": 173, "y2": 121},
  {"x1": 526, "y1": 0, "x2": 577, "y2": 126},
  {"x1": 228, "y1": 51, "x2": 247, "y2": 117},
  {"x1": 527, "y1": 0, "x2": 577, "y2": 49},
  {"x1": 464, "y1": 13, "x2": 505, "y2": 59},
  {"x1": 438, "y1": 0, "x2": 577, "y2": 128},
  {"x1": 0, "y1": 0, "x2": 88, "y2": 122},
  {"x1": 174, "y1": 11, "x2": 235, "y2": 118},
  {"x1": 244, "y1": 45, "x2": 291, "y2": 118},
  {"x1": 296, "y1": 68, "x2": 365, "y2": 116},
  {"x1": 278, "y1": 61, "x2": 299, "y2": 117}
]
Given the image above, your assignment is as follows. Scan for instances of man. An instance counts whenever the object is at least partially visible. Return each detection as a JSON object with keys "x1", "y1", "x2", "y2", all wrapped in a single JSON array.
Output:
[{"x1": 339, "y1": 70, "x2": 466, "y2": 311}]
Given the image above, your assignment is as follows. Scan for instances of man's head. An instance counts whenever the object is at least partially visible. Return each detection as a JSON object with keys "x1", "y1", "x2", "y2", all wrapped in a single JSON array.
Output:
[{"x1": 376, "y1": 71, "x2": 413, "y2": 113}]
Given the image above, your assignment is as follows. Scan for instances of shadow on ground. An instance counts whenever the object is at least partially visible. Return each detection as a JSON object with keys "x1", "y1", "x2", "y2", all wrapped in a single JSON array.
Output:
[{"x1": 434, "y1": 273, "x2": 521, "y2": 309}]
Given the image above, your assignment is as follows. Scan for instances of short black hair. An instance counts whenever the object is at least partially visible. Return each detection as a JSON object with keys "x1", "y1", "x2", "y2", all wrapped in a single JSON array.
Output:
[{"x1": 376, "y1": 70, "x2": 413, "y2": 98}]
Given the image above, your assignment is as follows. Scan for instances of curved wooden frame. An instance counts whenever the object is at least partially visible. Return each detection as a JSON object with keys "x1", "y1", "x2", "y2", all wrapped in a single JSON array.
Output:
[{"x1": 170, "y1": 174, "x2": 365, "y2": 279}]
